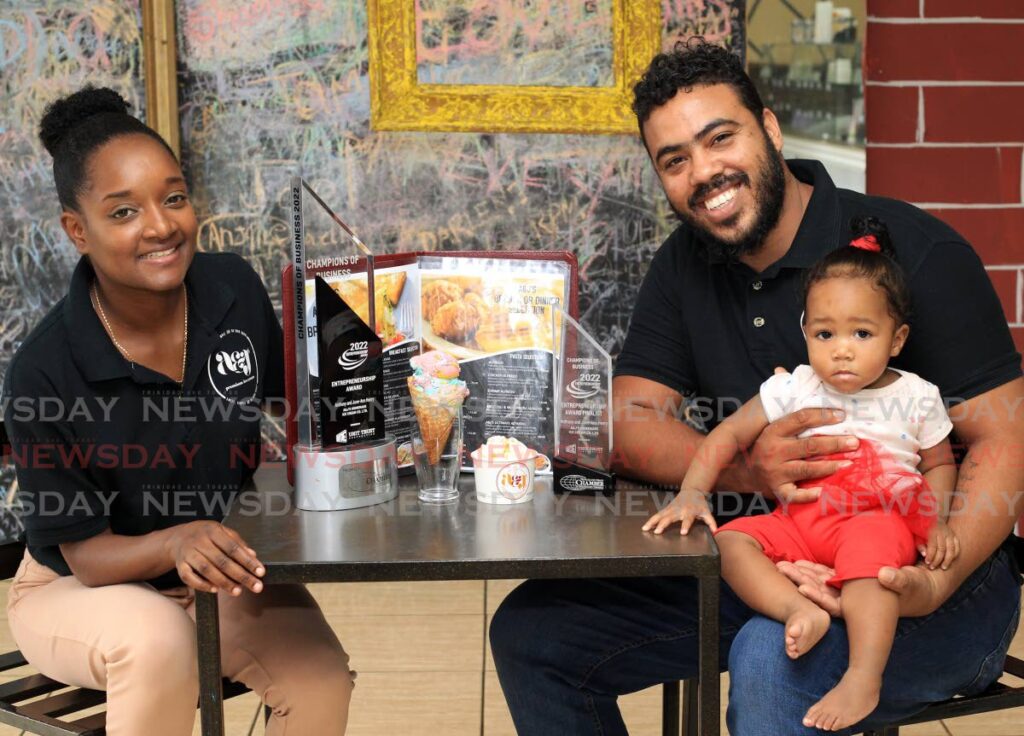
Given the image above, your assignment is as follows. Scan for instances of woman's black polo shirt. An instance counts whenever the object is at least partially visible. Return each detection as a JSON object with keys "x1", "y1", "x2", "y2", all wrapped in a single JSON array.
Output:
[
  {"x1": 616, "y1": 159, "x2": 1022, "y2": 426},
  {"x1": 3, "y1": 252, "x2": 284, "y2": 587}
]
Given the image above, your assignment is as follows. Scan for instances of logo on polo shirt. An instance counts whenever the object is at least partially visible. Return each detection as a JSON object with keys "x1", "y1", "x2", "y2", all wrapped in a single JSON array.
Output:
[{"x1": 208, "y1": 329, "x2": 258, "y2": 402}]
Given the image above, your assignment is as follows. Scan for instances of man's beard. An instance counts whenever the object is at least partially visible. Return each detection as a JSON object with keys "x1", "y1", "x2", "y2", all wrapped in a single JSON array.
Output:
[{"x1": 671, "y1": 136, "x2": 787, "y2": 263}]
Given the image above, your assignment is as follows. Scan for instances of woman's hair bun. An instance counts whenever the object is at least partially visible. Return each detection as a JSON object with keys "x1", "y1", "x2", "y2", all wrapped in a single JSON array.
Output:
[{"x1": 38, "y1": 85, "x2": 132, "y2": 157}]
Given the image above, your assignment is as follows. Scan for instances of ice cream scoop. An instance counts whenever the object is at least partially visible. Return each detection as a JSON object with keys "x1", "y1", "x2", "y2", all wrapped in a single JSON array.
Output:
[
  {"x1": 409, "y1": 350, "x2": 468, "y2": 400},
  {"x1": 407, "y1": 351, "x2": 469, "y2": 464}
]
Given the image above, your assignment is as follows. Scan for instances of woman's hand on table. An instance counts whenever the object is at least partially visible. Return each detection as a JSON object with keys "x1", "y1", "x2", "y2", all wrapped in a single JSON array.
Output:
[
  {"x1": 642, "y1": 488, "x2": 718, "y2": 535},
  {"x1": 164, "y1": 521, "x2": 265, "y2": 596}
]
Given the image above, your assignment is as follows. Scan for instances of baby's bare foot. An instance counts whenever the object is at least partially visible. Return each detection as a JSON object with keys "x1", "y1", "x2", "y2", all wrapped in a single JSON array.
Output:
[
  {"x1": 784, "y1": 604, "x2": 830, "y2": 659},
  {"x1": 802, "y1": 669, "x2": 881, "y2": 731}
]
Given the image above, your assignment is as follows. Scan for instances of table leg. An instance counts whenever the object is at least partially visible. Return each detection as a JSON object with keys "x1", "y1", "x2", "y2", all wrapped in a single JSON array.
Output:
[
  {"x1": 662, "y1": 681, "x2": 680, "y2": 736},
  {"x1": 196, "y1": 591, "x2": 225, "y2": 736},
  {"x1": 698, "y1": 574, "x2": 720, "y2": 735}
]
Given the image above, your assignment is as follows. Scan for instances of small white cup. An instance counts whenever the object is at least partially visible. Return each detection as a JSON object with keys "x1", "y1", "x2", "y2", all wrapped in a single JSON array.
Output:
[{"x1": 471, "y1": 446, "x2": 537, "y2": 504}]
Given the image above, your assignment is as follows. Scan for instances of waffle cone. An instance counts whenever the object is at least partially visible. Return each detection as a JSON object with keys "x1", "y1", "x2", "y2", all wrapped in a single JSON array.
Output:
[{"x1": 411, "y1": 395, "x2": 457, "y2": 465}]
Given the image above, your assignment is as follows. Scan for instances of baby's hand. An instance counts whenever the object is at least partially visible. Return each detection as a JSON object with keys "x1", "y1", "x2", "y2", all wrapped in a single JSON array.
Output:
[
  {"x1": 642, "y1": 488, "x2": 717, "y2": 535},
  {"x1": 920, "y1": 521, "x2": 959, "y2": 570}
]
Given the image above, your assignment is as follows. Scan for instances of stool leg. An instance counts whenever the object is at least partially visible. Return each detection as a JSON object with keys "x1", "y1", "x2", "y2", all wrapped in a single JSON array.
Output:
[
  {"x1": 662, "y1": 681, "x2": 680, "y2": 736},
  {"x1": 683, "y1": 679, "x2": 699, "y2": 736}
]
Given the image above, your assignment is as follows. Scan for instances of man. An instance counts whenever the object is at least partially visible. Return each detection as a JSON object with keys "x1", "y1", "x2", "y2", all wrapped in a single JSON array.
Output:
[{"x1": 490, "y1": 39, "x2": 1024, "y2": 735}]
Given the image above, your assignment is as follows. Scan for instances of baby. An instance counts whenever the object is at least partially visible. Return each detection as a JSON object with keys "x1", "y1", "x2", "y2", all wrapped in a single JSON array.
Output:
[{"x1": 643, "y1": 216, "x2": 958, "y2": 731}]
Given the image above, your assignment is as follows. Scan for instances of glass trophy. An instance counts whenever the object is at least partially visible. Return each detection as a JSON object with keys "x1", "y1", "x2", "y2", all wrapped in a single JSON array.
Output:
[
  {"x1": 289, "y1": 178, "x2": 397, "y2": 510},
  {"x1": 552, "y1": 308, "x2": 615, "y2": 495}
]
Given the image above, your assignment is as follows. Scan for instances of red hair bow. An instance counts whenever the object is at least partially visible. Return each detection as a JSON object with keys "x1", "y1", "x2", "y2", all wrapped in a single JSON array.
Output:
[{"x1": 850, "y1": 235, "x2": 880, "y2": 252}]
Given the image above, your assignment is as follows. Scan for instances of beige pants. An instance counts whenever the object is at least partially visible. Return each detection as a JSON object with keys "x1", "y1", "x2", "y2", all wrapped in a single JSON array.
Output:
[{"x1": 7, "y1": 551, "x2": 353, "y2": 736}]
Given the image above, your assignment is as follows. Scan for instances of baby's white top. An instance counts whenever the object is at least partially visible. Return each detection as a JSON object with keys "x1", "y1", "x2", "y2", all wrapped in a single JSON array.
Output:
[{"x1": 759, "y1": 365, "x2": 954, "y2": 473}]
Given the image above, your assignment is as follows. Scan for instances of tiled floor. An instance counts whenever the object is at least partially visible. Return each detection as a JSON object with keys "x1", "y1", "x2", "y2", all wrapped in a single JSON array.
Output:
[{"x1": 0, "y1": 581, "x2": 1020, "y2": 735}]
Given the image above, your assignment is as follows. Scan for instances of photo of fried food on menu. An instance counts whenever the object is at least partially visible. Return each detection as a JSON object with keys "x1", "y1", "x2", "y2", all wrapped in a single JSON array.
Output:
[{"x1": 420, "y1": 274, "x2": 564, "y2": 358}]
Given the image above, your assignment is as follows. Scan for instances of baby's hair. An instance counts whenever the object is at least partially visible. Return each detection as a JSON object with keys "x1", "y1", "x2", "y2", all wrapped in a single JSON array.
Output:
[
  {"x1": 38, "y1": 85, "x2": 176, "y2": 211},
  {"x1": 802, "y1": 216, "x2": 911, "y2": 325}
]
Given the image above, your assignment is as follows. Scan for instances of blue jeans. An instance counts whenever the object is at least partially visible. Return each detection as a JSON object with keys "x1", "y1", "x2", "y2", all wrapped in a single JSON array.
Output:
[{"x1": 489, "y1": 540, "x2": 1021, "y2": 735}]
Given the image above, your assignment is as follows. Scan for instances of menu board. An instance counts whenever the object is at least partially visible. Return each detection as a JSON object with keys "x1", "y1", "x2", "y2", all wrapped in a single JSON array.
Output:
[{"x1": 419, "y1": 256, "x2": 568, "y2": 471}]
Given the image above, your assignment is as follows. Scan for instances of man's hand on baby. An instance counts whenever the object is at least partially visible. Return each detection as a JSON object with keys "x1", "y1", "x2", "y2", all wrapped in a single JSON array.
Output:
[
  {"x1": 642, "y1": 489, "x2": 718, "y2": 535},
  {"x1": 778, "y1": 558, "x2": 950, "y2": 619},
  {"x1": 921, "y1": 522, "x2": 959, "y2": 570},
  {"x1": 776, "y1": 560, "x2": 842, "y2": 617},
  {"x1": 750, "y1": 408, "x2": 858, "y2": 504}
]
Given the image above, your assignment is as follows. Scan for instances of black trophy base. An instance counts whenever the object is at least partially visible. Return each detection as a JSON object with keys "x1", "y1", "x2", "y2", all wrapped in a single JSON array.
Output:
[{"x1": 553, "y1": 458, "x2": 616, "y2": 496}]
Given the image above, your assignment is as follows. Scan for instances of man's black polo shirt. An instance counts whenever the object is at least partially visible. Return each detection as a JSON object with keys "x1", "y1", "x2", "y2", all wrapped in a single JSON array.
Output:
[
  {"x1": 616, "y1": 159, "x2": 1022, "y2": 457},
  {"x1": 3, "y1": 252, "x2": 284, "y2": 587}
]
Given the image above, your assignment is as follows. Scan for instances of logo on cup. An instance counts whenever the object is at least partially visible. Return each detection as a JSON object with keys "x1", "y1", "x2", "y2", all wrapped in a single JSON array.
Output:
[
  {"x1": 496, "y1": 462, "x2": 531, "y2": 500},
  {"x1": 339, "y1": 343, "x2": 368, "y2": 370},
  {"x1": 559, "y1": 474, "x2": 604, "y2": 492}
]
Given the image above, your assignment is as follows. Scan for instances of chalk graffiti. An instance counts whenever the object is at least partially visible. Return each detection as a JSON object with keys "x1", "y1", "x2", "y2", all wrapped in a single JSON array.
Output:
[
  {"x1": 415, "y1": 0, "x2": 614, "y2": 86},
  {"x1": 184, "y1": 0, "x2": 328, "y2": 46},
  {"x1": 662, "y1": 0, "x2": 741, "y2": 49},
  {"x1": 0, "y1": 1, "x2": 143, "y2": 384}
]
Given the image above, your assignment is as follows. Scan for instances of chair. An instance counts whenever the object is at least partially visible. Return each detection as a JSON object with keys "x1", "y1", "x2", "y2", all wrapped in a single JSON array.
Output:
[
  {"x1": 861, "y1": 655, "x2": 1024, "y2": 734},
  {"x1": 0, "y1": 539, "x2": 254, "y2": 735},
  {"x1": 662, "y1": 680, "x2": 696, "y2": 736}
]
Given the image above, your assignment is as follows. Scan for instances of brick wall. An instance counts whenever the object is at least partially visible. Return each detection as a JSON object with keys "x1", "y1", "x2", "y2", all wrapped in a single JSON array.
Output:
[{"x1": 865, "y1": 0, "x2": 1024, "y2": 354}]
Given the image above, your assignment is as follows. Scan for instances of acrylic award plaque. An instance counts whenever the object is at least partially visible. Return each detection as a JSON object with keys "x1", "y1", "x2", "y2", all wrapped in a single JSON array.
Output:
[
  {"x1": 552, "y1": 308, "x2": 615, "y2": 495},
  {"x1": 289, "y1": 177, "x2": 397, "y2": 510},
  {"x1": 315, "y1": 277, "x2": 385, "y2": 447}
]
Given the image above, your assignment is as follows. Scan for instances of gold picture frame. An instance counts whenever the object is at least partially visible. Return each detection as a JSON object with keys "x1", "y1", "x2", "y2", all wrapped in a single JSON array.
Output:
[
  {"x1": 367, "y1": 0, "x2": 662, "y2": 135},
  {"x1": 141, "y1": 0, "x2": 180, "y2": 157}
]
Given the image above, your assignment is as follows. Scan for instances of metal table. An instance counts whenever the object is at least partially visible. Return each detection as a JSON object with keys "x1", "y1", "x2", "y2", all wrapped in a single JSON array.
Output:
[{"x1": 196, "y1": 463, "x2": 720, "y2": 735}]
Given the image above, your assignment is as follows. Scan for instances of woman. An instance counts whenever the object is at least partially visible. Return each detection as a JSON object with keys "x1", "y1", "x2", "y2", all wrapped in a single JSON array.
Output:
[{"x1": 3, "y1": 86, "x2": 353, "y2": 735}]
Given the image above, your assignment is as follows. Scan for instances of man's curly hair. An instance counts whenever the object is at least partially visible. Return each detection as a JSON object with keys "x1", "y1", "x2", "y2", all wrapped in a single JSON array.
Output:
[{"x1": 632, "y1": 38, "x2": 765, "y2": 135}]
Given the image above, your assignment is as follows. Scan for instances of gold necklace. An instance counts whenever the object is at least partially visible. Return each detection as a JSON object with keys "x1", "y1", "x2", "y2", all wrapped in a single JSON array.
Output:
[{"x1": 91, "y1": 282, "x2": 188, "y2": 385}]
